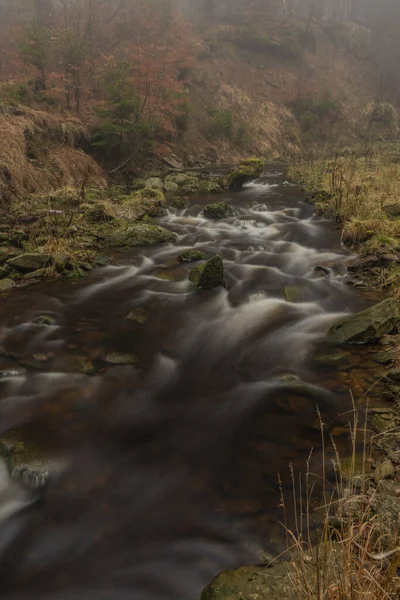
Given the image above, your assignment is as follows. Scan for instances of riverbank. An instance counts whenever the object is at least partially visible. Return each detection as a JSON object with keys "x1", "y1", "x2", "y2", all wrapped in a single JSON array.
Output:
[{"x1": 0, "y1": 158, "x2": 264, "y2": 292}]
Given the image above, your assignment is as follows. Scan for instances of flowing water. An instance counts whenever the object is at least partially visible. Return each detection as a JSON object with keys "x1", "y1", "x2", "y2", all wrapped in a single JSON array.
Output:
[{"x1": 0, "y1": 168, "x2": 386, "y2": 599}]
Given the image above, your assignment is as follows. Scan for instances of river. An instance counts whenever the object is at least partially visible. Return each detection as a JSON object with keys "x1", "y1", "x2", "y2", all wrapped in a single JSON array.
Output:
[{"x1": 0, "y1": 167, "x2": 385, "y2": 599}]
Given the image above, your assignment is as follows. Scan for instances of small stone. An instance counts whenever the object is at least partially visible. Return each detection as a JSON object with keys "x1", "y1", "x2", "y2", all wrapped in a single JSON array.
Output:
[
  {"x1": 375, "y1": 460, "x2": 395, "y2": 483},
  {"x1": 0, "y1": 279, "x2": 14, "y2": 292},
  {"x1": 395, "y1": 488, "x2": 400, "y2": 497},
  {"x1": 104, "y1": 352, "x2": 138, "y2": 365}
]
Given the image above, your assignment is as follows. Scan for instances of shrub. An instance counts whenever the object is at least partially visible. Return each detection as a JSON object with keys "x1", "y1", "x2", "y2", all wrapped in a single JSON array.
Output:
[{"x1": 206, "y1": 108, "x2": 233, "y2": 139}]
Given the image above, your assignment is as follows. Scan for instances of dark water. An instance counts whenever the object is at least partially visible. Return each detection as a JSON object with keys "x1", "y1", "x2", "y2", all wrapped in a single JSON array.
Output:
[{"x1": 0, "y1": 169, "x2": 386, "y2": 599}]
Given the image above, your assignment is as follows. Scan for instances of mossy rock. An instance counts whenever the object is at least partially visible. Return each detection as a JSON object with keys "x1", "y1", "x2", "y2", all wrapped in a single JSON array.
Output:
[
  {"x1": 201, "y1": 564, "x2": 291, "y2": 600},
  {"x1": 226, "y1": 157, "x2": 264, "y2": 189},
  {"x1": 125, "y1": 187, "x2": 166, "y2": 217},
  {"x1": 189, "y1": 255, "x2": 226, "y2": 289},
  {"x1": 204, "y1": 202, "x2": 234, "y2": 219},
  {"x1": 7, "y1": 253, "x2": 54, "y2": 273},
  {"x1": 170, "y1": 196, "x2": 189, "y2": 209},
  {"x1": 164, "y1": 172, "x2": 199, "y2": 187},
  {"x1": 164, "y1": 181, "x2": 180, "y2": 194},
  {"x1": 198, "y1": 180, "x2": 223, "y2": 194},
  {"x1": 108, "y1": 224, "x2": 177, "y2": 247},
  {"x1": 180, "y1": 180, "x2": 201, "y2": 194},
  {"x1": 23, "y1": 268, "x2": 53, "y2": 280},
  {"x1": 0, "y1": 279, "x2": 15, "y2": 292},
  {"x1": 178, "y1": 250, "x2": 206, "y2": 262},
  {"x1": 328, "y1": 298, "x2": 400, "y2": 344},
  {"x1": 145, "y1": 177, "x2": 163, "y2": 190}
]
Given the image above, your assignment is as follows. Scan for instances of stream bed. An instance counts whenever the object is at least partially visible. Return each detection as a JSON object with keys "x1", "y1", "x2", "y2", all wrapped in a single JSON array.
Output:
[{"x1": 0, "y1": 168, "x2": 387, "y2": 599}]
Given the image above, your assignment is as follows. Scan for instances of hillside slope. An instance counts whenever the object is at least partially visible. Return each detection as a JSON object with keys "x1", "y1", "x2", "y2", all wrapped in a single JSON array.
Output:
[{"x1": 178, "y1": 19, "x2": 374, "y2": 164}]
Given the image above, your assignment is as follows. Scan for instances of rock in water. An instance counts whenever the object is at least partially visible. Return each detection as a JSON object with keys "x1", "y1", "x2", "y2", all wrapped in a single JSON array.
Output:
[
  {"x1": 328, "y1": 298, "x2": 400, "y2": 344},
  {"x1": 178, "y1": 250, "x2": 205, "y2": 262},
  {"x1": 203, "y1": 202, "x2": 234, "y2": 219},
  {"x1": 189, "y1": 255, "x2": 226, "y2": 289},
  {"x1": 226, "y1": 157, "x2": 264, "y2": 189}
]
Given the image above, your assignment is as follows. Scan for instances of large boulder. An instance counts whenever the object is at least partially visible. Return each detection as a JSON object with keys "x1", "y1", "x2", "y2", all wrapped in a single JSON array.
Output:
[
  {"x1": 108, "y1": 224, "x2": 177, "y2": 247},
  {"x1": 201, "y1": 564, "x2": 291, "y2": 600},
  {"x1": 328, "y1": 298, "x2": 400, "y2": 344},
  {"x1": 189, "y1": 255, "x2": 226, "y2": 289},
  {"x1": 226, "y1": 157, "x2": 264, "y2": 189},
  {"x1": 8, "y1": 253, "x2": 54, "y2": 273},
  {"x1": 204, "y1": 202, "x2": 234, "y2": 219}
]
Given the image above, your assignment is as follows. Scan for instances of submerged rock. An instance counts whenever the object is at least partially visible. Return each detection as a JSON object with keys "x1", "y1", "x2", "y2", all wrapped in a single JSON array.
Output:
[
  {"x1": 178, "y1": 250, "x2": 205, "y2": 262},
  {"x1": 226, "y1": 157, "x2": 264, "y2": 189},
  {"x1": 8, "y1": 253, "x2": 54, "y2": 273},
  {"x1": 189, "y1": 255, "x2": 226, "y2": 289},
  {"x1": 204, "y1": 202, "x2": 234, "y2": 219},
  {"x1": 127, "y1": 308, "x2": 150, "y2": 323},
  {"x1": 201, "y1": 564, "x2": 291, "y2": 600},
  {"x1": 108, "y1": 224, "x2": 177, "y2": 247},
  {"x1": 328, "y1": 298, "x2": 400, "y2": 344},
  {"x1": 104, "y1": 352, "x2": 138, "y2": 365}
]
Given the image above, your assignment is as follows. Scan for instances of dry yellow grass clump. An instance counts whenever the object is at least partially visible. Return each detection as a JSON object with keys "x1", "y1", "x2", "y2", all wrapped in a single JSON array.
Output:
[
  {"x1": 281, "y1": 407, "x2": 400, "y2": 600},
  {"x1": 0, "y1": 109, "x2": 105, "y2": 209}
]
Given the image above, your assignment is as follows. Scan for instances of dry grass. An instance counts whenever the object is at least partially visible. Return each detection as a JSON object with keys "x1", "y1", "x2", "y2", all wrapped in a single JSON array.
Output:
[
  {"x1": 281, "y1": 405, "x2": 400, "y2": 600},
  {"x1": 217, "y1": 83, "x2": 301, "y2": 157},
  {"x1": 0, "y1": 109, "x2": 105, "y2": 208},
  {"x1": 289, "y1": 150, "x2": 400, "y2": 256}
]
